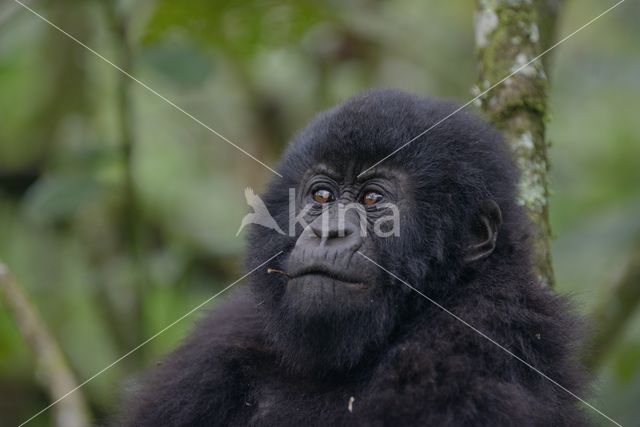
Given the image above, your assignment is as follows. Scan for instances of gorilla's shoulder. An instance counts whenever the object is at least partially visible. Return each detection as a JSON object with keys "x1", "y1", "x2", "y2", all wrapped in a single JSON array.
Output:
[
  {"x1": 137, "y1": 289, "x2": 266, "y2": 382},
  {"x1": 184, "y1": 289, "x2": 266, "y2": 354},
  {"x1": 110, "y1": 290, "x2": 263, "y2": 427}
]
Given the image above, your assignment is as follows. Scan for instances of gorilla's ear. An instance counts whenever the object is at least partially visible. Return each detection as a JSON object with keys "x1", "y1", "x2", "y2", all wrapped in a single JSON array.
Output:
[{"x1": 464, "y1": 200, "x2": 502, "y2": 262}]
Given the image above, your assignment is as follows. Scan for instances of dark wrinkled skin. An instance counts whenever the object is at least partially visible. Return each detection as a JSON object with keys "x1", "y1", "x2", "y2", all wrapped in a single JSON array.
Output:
[{"x1": 112, "y1": 89, "x2": 589, "y2": 426}]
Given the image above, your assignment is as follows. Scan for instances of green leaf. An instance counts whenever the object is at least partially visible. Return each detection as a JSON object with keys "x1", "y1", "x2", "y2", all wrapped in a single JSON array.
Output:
[
  {"x1": 613, "y1": 341, "x2": 640, "y2": 385},
  {"x1": 140, "y1": 43, "x2": 214, "y2": 87},
  {"x1": 142, "y1": 0, "x2": 334, "y2": 58},
  {"x1": 22, "y1": 175, "x2": 103, "y2": 225}
]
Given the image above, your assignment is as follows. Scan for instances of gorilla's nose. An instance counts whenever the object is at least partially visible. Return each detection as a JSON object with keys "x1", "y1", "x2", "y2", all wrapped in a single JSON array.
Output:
[{"x1": 303, "y1": 210, "x2": 363, "y2": 253}]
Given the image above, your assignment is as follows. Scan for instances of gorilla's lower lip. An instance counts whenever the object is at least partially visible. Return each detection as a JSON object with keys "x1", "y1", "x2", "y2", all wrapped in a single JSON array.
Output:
[
  {"x1": 289, "y1": 265, "x2": 353, "y2": 280},
  {"x1": 289, "y1": 270, "x2": 367, "y2": 288}
]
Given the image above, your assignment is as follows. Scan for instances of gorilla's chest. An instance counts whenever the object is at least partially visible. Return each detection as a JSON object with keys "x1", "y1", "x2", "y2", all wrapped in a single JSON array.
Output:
[{"x1": 241, "y1": 378, "x2": 359, "y2": 425}]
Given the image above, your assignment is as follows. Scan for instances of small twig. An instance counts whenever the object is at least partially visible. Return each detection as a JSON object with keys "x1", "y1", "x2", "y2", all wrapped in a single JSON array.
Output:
[
  {"x1": 0, "y1": 261, "x2": 91, "y2": 427},
  {"x1": 267, "y1": 267, "x2": 290, "y2": 278}
]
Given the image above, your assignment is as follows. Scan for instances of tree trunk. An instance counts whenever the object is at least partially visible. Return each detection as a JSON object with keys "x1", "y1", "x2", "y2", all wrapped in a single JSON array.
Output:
[{"x1": 474, "y1": 0, "x2": 563, "y2": 287}]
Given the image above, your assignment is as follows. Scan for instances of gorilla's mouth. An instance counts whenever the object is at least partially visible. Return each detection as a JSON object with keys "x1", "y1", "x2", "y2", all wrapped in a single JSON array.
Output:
[{"x1": 288, "y1": 265, "x2": 368, "y2": 290}]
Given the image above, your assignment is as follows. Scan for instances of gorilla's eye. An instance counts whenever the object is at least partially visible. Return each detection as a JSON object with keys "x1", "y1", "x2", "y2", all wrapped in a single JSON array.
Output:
[
  {"x1": 361, "y1": 191, "x2": 383, "y2": 206},
  {"x1": 312, "y1": 188, "x2": 335, "y2": 204}
]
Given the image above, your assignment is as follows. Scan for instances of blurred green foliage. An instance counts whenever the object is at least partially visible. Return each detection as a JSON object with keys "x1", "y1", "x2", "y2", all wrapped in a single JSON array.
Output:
[
  {"x1": 145, "y1": 0, "x2": 333, "y2": 58},
  {"x1": 0, "y1": 0, "x2": 638, "y2": 425}
]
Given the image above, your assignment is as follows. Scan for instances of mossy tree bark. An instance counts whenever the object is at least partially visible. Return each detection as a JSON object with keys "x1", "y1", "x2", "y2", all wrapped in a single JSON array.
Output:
[{"x1": 474, "y1": 0, "x2": 564, "y2": 287}]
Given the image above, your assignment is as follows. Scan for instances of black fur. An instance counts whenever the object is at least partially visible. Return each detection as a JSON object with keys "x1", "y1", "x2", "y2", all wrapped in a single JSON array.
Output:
[{"x1": 113, "y1": 89, "x2": 588, "y2": 426}]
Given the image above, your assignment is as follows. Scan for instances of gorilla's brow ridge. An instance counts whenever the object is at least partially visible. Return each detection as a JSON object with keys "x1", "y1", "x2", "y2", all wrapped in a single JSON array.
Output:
[
  {"x1": 309, "y1": 164, "x2": 341, "y2": 180},
  {"x1": 356, "y1": 168, "x2": 405, "y2": 184}
]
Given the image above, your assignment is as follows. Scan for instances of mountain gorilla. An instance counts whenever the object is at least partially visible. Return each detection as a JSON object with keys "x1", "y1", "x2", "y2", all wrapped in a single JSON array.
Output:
[{"x1": 114, "y1": 89, "x2": 587, "y2": 426}]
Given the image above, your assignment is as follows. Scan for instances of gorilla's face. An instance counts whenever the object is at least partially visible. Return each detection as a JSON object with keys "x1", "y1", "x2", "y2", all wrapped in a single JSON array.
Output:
[
  {"x1": 254, "y1": 165, "x2": 410, "y2": 374},
  {"x1": 282, "y1": 165, "x2": 406, "y2": 315},
  {"x1": 247, "y1": 89, "x2": 514, "y2": 374}
]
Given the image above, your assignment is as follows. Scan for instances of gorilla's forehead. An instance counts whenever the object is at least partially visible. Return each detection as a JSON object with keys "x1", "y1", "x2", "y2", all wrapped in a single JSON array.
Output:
[
  {"x1": 278, "y1": 88, "x2": 513, "y2": 196},
  {"x1": 285, "y1": 94, "x2": 459, "y2": 176},
  {"x1": 285, "y1": 136, "x2": 412, "y2": 184},
  {"x1": 311, "y1": 99, "x2": 436, "y2": 162}
]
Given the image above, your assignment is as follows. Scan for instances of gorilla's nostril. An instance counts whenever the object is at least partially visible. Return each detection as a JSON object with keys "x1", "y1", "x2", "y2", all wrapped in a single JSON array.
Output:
[
  {"x1": 307, "y1": 213, "x2": 362, "y2": 249},
  {"x1": 304, "y1": 219, "x2": 363, "y2": 253}
]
